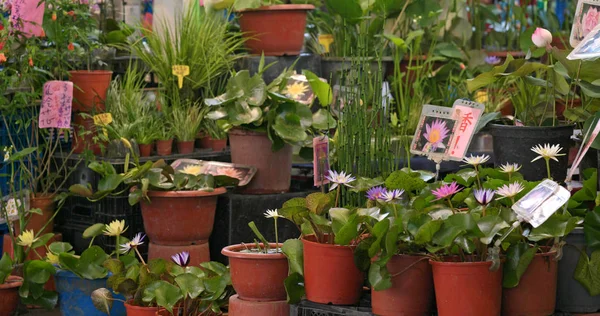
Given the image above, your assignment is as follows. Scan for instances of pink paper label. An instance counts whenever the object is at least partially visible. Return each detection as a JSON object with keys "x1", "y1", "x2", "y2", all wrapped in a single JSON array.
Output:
[
  {"x1": 313, "y1": 136, "x2": 330, "y2": 187},
  {"x1": 10, "y1": 0, "x2": 45, "y2": 37},
  {"x1": 39, "y1": 81, "x2": 73, "y2": 129},
  {"x1": 448, "y1": 105, "x2": 483, "y2": 159}
]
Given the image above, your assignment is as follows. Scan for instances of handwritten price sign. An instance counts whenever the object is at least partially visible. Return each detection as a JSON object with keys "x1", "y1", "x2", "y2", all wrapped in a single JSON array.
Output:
[
  {"x1": 10, "y1": 0, "x2": 45, "y2": 37},
  {"x1": 39, "y1": 81, "x2": 73, "y2": 129}
]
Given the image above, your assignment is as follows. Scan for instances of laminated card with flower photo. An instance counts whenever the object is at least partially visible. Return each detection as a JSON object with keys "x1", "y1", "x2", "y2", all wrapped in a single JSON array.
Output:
[
  {"x1": 410, "y1": 105, "x2": 458, "y2": 161},
  {"x1": 570, "y1": 0, "x2": 600, "y2": 47}
]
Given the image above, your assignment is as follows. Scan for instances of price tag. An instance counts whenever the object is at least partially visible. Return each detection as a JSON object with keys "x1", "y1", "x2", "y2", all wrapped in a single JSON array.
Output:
[
  {"x1": 93, "y1": 113, "x2": 113, "y2": 126},
  {"x1": 39, "y1": 81, "x2": 73, "y2": 129},
  {"x1": 172, "y1": 65, "x2": 190, "y2": 89},
  {"x1": 318, "y1": 34, "x2": 334, "y2": 53},
  {"x1": 447, "y1": 99, "x2": 485, "y2": 161},
  {"x1": 313, "y1": 136, "x2": 330, "y2": 187}
]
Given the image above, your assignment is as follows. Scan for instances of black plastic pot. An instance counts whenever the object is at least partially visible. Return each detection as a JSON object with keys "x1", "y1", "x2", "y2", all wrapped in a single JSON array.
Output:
[
  {"x1": 489, "y1": 124, "x2": 573, "y2": 181},
  {"x1": 321, "y1": 57, "x2": 392, "y2": 85},
  {"x1": 556, "y1": 228, "x2": 600, "y2": 313}
]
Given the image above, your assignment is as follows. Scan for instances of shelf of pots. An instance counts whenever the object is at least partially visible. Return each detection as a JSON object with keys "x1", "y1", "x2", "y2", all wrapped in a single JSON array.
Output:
[
  {"x1": 231, "y1": 0, "x2": 315, "y2": 56},
  {"x1": 205, "y1": 58, "x2": 335, "y2": 194},
  {"x1": 88, "y1": 229, "x2": 233, "y2": 316},
  {"x1": 467, "y1": 28, "x2": 600, "y2": 182},
  {"x1": 68, "y1": 146, "x2": 241, "y2": 266}
]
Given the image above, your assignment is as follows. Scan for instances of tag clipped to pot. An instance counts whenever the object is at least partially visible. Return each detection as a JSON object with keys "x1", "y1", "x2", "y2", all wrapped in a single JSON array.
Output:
[{"x1": 512, "y1": 179, "x2": 571, "y2": 228}]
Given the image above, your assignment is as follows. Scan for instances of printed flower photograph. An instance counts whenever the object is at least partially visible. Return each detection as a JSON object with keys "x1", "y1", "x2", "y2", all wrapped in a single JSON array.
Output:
[{"x1": 415, "y1": 117, "x2": 455, "y2": 154}]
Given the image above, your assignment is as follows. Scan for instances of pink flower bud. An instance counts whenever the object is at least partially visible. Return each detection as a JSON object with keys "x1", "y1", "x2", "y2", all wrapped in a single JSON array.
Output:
[{"x1": 531, "y1": 27, "x2": 553, "y2": 48}]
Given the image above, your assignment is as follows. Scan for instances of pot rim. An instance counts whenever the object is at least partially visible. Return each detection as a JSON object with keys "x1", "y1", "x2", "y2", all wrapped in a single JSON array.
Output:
[
  {"x1": 237, "y1": 4, "x2": 315, "y2": 12},
  {"x1": 222, "y1": 243, "x2": 287, "y2": 260},
  {"x1": 124, "y1": 300, "x2": 159, "y2": 310},
  {"x1": 31, "y1": 192, "x2": 57, "y2": 201},
  {"x1": 301, "y1": 235, "x2": 357, "y2": 250},
  {"x1": 228, "y1": 128, "x2": 266, "y2": 137},
  {"x1": 0, "y1": 275, "x2": 24, "y2": 289},
  {"x1": 321, "y1": 56, "x2": 393, "y2": 62},
  {"x1": 146, "y1": 187, "x2": 227, "y2": 198},
  {"x1": 488, "y1": 123, "x2": 575, "y2": 132},
  {"x1": 429, "y1": 260, "x2": 496, "y2": 267},
  {"x1": 69, "y1": 70, "x2": 114, "y2": 75}
]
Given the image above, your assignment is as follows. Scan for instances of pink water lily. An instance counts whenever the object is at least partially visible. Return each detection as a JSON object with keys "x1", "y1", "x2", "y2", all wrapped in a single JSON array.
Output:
[
  {"x1": 532, "y1": 27, "x2": 553, "y2": 48},
  {"x1": 432, "y1": 182, "x2": 462, "y2": 200}
]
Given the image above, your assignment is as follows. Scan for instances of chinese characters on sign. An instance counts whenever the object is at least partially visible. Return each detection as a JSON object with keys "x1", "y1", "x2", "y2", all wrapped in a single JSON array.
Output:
[
  {"x1": 10, "y1": 0, "x2": 45, "y2": 37},
  {"x1": 448, "y1": 103, "x2": 484, "y2": 161},
  {"x1": 39, "y1": 81, "x2": 73, "y2": 129}
]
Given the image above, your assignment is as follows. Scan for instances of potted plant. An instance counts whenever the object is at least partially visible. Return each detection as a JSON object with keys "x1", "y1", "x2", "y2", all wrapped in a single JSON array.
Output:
[
  {"x1": 133, "y1": 114, "x2": 161, "y2": 157},
  {"x1": 42, "y1": 0, "x2": 113, "y2": 113},
  {"x1": 0, "y1": 253, "x2": 24, "y2": 315},
  {"x1": 205, "y1": 60, "x2": 328, "y2": 193},
  {"x1": 222, "y1": 213, "x2": 288, "y2": 302},
  {"x1": 169, "y1": 104, "x2": 207, "y2": 154},
  {"x1": 232, "y1": 0, "x2": 315, "y2": 56},
  {"x1": 156, "y1": 121, "x2": 174, "y2": 156},
  {"x1": 198, "y1": 120, "x2": 228, "y2": 152}
]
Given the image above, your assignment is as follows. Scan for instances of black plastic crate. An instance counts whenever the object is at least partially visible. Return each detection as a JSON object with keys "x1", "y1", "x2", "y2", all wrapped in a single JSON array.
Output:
[{"x1": 290, "y1": 298, "x2": 373, "y2": 316}]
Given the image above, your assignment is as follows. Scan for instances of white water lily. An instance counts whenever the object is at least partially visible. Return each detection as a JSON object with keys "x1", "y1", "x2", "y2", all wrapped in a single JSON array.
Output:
[
  {"x1": 499, "y1": 163, "x2": 522, "y2": 173},
  {"x1": 119, "y1": 232, "x2": 145, "y2": 254},
  {"x1": 104, "y1": 220, "x2": 127, "y2": 237},
  {"x1": 325, "y1": 170, "x2": 356, "y2": 191},
  {"x1": 531, "y1": 144, "x2": 565, "y2": 162},
  {"x1": 462, "y1": 154, "x2": 490, "y2": 166},
  {"x1": 496, "y1": 182, "x2": 525, "y2": 200},
  {"x1": 264, "y1": 209, "x2": 284, "y2": 219}
]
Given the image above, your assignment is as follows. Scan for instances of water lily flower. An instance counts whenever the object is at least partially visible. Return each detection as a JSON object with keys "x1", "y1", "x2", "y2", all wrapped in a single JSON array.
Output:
[
  {"x1": 531, "y1": 144, "x2": 565, "y2": 162},
  {"x1": 532, "y1": 27, "x2": 553, "y2": 48},
  {"x1": 366, "y1": 186, "x2": 387, "y2": 201},
  {"x1": 499, "y1": 163, "x2": 521, "y2": 173},
  {"x1": 171, "y1": 251, "x2": 190, "y2": 267},
  {"x1": 47, "y1": 252, "x2": 59, "y2": 265},
  {"x1": 0, "y1": 53, "x2": 6, "y2": 64},
  {"x1": 485, "y1": 56, "x2": 501, "y2": 65},
  {"x1": 264, "y1": 209, "x2": 284, "y2": 219},
  {"x1": 382, "y1": 189, "x2": 404, "y2": 203},
  {"x1": 423, "y1": 119, "x2": 450, "y2": 151},
  {"x1": 463, "y1": 154, "x2": 490, "y2": 167},
  {"x1": 432, "y1": 182, "x2": 462, "y2": 201},
  {"x1": 474, "y1": 188, "x2": 495, "y2": 206},
  {"x1": 181, "y1": 164, "x2": 204, "y2": 176},
  {"x1": 17, "y1": 230, "x2": 39, "y2": 248},
  {"x1": 325, "y1": 170, "x2": 356, "y2": 191},
  {"x1": 104, "y1": 220, "x2": 127, "y2": 237},
  {"x1": 496, "y1": 182, "x2": 525, "y2": 200},
  {"x1": 119, "y1": 232, "x2": 145, "y2": 254}
]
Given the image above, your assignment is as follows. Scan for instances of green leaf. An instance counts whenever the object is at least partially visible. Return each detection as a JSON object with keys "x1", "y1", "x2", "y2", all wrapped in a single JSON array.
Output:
[
  {"x1": 528, "y1": 213, "x2": 580, "y2": 242},
  {"x1": 83, "y1": 224, "x2": 106, "y2": 239},
  {"x1": 91, "y1": 288, "x2": 113, "y2": 314},
  {"x1": 304, "y1": 70, "x2": 333, "y2": 106},
  {"x1": 25, "y1": 260, "x2": 56, "y2": 284},
  {"x1": 335, "y1": 213, "x2": 361, "y2": 246},
  {"x1": 31, "y1": 233, "x2": 55, "y2": 249},
  {"x1": 284, "y1": 272, "x2": 305, "y2": 304},
  {"x1": 312, "y1": 109, "x2": 337, "y2": 131},
  {"x1": 306, "y1": 192, "x2": 334, "y2": 216},
  {"x1": 175, "y1": 274, "x2": 204, "y2": 299},
  {"x1": 282, "y1": 239, "x2": 303, "y2": 276},
  {"x1": 0, "y1": 254, "x2": 13, "y2": 284},
  {"x1": 199, "y1": 261, "x2": 229, "y2": 277},
  {"x1": 369, "y1": 261, "x2": 392, "y2": 291},
  {"x1": 330, "y1": 208, "x2": 351, "y2": 234},
  {"x1": 368, "y1": 220, "x2": 390, "y2": 258},
  {"x1": 467, "y1": 55, "x2": 515, "y2": 92},
  {"x1": 503, "y1": 243, "x2": 538, "y2": 288},
  {"x1": 325, "y1": 0, "x2": 363, "y2": 23},
  {"x1": 69, "y1": 184, "x2": 94, "y2": 197},
  {"x1": 405, "y1": 0, "x2": 441, "y2": 26},
  {"x1": 477, "y1": 215, "x2": 510, "y2": 245},
  {"x1": 248, "y1": 221, "x2": 270, "y2": 250},
  {"x1": 143, "y1": 281, "x2": 183, "y2": 314},
  {"x1": 20, "y1": 289, "x2": 58, "y2": 310},
  {"x1": 585, "y1": 207, "x2": 600, "y2": 252},
  {"x1": 349, "y1": 177, "x2": 385, "y2": 193},
  {"x1": 574, "y1": 250, "x2": 600, "y2": 296},
  {"x1": 76, "y1": 246, "x2": 110, "y2": 279}
]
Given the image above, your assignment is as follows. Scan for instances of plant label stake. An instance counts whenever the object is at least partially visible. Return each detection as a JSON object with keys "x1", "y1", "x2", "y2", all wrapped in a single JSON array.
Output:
[
  {"x1": 447, "y1": 100, "x2": 485, "y2": 161},
  {"x1": 172, "y1": 65, "x2": 190, "y2": 89},
  {"x1": 93, "y1": 113, "x2": 113, "y2": 137},
  {"x1": 313, "y1": 136, "x2": 330, "y2": 188},
  {"x1": 39, "y1": 81, "x2": 73, "y2": 129}
]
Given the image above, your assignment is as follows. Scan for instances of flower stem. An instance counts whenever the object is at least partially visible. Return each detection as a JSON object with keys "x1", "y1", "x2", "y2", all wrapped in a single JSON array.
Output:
[
  {"x1": 335, "y1": 186, "x2": 341, "y2": 208},
  {"x1": 392, "y1": 204, "x2": 398, "y2": 219},
  {"x1": 134, "y1": 247, "x2": 146, "y2": 266},
  {"x1": 508, "y1": 172, "x2": 512, "y2": 182},
  {"x1": 447, "y1": 198, "x2": 455, "y2": 214},
  {"x1": 510, "y1": 197, "x2": 516, "y2": 206},
  {"x1": 545, "y1": 158, "x2": 552, "y2": 180},
  {"x1": 274, "y1": 218, "x2": 279, "y2": 253},
  {"x1": 116, "y1": 234, "x2": 120, "y2": 259},
  {"x1": 475, "y1": 165, "x2": 482, "y2": 189}
]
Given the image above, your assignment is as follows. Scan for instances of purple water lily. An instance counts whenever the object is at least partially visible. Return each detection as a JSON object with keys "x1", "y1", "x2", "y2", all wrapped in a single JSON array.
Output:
[
  {"x1": 473, "y1": 188, "x2": 495, "y2": 206},
  {"x1": 485, "y1": 55, "x2": 501, "y2": 65},
  {"x1": 171, "y1": 251, "x2": 190, "y2": 267},
  {"x1": 366, "y1": 186, "x2": 387, "y2": 201}
]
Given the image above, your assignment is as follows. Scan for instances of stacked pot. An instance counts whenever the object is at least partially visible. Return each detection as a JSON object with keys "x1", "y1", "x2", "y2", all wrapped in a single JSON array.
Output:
[
  {"x1": 143, "y1": 188, "x2": 226, "y2": 265},
  {"x1": 70, "y1": 70, "x2": 113, "y2": 155},
  {"x1": 223, "y1": 243, "x2": 290, "y2": 316}
]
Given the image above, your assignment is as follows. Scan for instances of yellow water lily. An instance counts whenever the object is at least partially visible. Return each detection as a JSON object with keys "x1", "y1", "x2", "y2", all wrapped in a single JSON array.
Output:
[
  {"x1": 104, "y1": 220, "x2": 127, "y2": 237},
  {"x1": 181, "y1": 164, "x2": 205, "y2": 176},
  {"x1": 285, "y1": 81, "x2": 309, "y2": 100},
  {"x1": 47, "y1": 252, "x2": 59, "y2": 265},
  {"x1": 17, "y1": 230, "x2": 39, "y2": 248}
]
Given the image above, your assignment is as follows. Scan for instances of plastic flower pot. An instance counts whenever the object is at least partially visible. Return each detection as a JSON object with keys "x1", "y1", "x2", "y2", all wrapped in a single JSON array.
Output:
[
  {"x1": 238, "y1": 5, "x2": 314, "y2": 56},
  {"x1": 125, "y1": 300, "x2": 160, "y2": 316},
  {"x1": 371, "y1": 255, "x2": 435, "y2": 316},
  {"x1": 0, "y1": 275, "x2": 23, "y2": 316},
  {"x1": 229, "y1": 128, "x2": 292, "y2": 194},
  {"x1": 55, "y1": 270, "x2": 126, "y2": 316},
  {"x1": 156, "y1": 139, "x2": 173, "y2": 156},
  {"x1": 430, "y1": 260, "x2": 503, "y2": 316},
  {"x1": 302, "y1": 235, "x2": 364, "y2": 305},
  {"x1": 502, "y1": 250, "x2": 558, "y2": 316},
  {"x1": 222, "y1": 243, "x2": 288, "y2": 301},
  {"x1": 199, "y1": 136, "x2": 228, "y2": 152},
  {"x1": 69, "y1": 70, "x2": 113, "y2": 113},
  {"x1": 139, "y1": 143, "x2": 154, "y2": 157},
  {"x1": 489, "y1": 124, "x2": 574, "y2": 181},
  {"x1": 176, "y1": 140, "x2": 195, "y2": 154},
  {"x1": 140, "y1": 188, "x2": 227, "y2": 245},
  {"x1": 13, "y1": 193, "x2": 56, "y2": 236},
  {"x1": 72, "y1": 113, "x2": 105, "y2": 155},
  {"x1": 229, "y1": 294, "x2": 289, "y2": 316}
]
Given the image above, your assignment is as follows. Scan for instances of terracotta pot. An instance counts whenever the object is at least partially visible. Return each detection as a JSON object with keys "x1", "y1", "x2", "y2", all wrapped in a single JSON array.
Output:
[
  {"x1": 155, "y1": 307, "x2": 181, "y2": 316},
  {"x1": 156, "y1": 139, "x2": 173, "y2": 156},
  {"x1": 125, "y1": 300, "x2": 160, "y2": 316},
  {"x1": 176, "y1": 140, "x2": 195, "y2": 154},
  {"x1": 502, "y1": 251, "x2": 558, "y2": 316},
  {"x1": 72, "y1": 113, "x2": 104, "y2": 155},
  {"x1": 139, "y1": 143, "x2": 154, "y2": 157},
  {"x1": 148, "y1": 242, "x2": 211, "y2": 266},
  {"x1": 238, "y1": 4, "x2": 314, "y2": 56},
  {"x1": 229, "y1": 294, "x2": 289, "y2": 316},
  {"x1": 229, "y1": 129, "x2": 292, "y2": 194},
  {"x1": 15, "y1": 193, "x2": 56, "y2": 236},
  {"x1": 200, "y1": 137, "x2": 227, "y2": 152},
  {"x1": 222, "y1": 243, "x2": 288, "y2": 301},
  {"x1": 302, "y1": 235, "x2": 363, "y2": 305},
  {"x1": 69, "y1": 70, "x2": 113, "y2": 113},
  {"x1": 0, "y1": 275, "x2": 23, "y2": 315},
  {"x1": 431, "y1": 260, "x2": 503, "y2": 316},
  {"x1": 141, "y1": 188, "x2": 226, "y2": 245},
  {"x1": 371, "y1": 255, "x2": 434, "y2": 316}
]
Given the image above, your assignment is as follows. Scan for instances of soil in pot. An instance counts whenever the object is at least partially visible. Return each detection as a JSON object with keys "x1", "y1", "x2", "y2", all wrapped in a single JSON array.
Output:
[
  {"x1": 69, "y1": 70, "x2": 113, "y2": 112},
  {"x1": 371, "y1": 255, "x2": 434, "y2": 316},
  {"x1": 141, "y1": 188, "x2": 226, "y2": 245},
  {"x1": 139, "y1": 143, "x2": 154, "y2": 157},
  {"x1": 489, "y1": 124, "x2": 574, "y2": 181},
  {"x1": 0, "y1": 275, "x2": 23, "y2": 316},
  {"x1": 302, "y1": 235, "x2": 364, "y2": 305},
  {"x1": 431, "y1": 260, "x2": 503, "y2": 316},
  {"x1": 502, "y1": 250, "x2": 558, "y2": 316},
  {"x1": 238, "y1": 5, "x2": 314, "y2": 56},
  {"x1": 222, "y1": 243, "x2": 288, "y2": 301},
  {"x1": 72, "y1": 114, "x2": 104, "y2": 155},
  {"x1": 177, "y1": 140, "x2": 195, "y2": 154},
  {"x1": 156, "y1": 139, "x2": 173, "y2": 156},
  {"x1": 229, "y1": 129, "x2": 292, "y2": 194}
]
